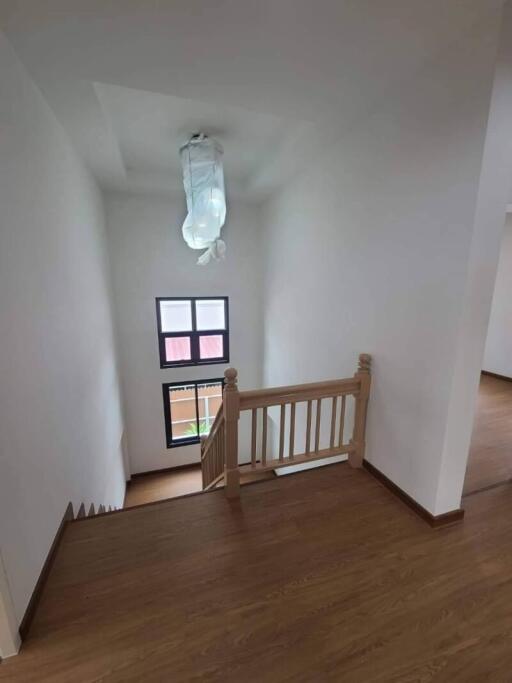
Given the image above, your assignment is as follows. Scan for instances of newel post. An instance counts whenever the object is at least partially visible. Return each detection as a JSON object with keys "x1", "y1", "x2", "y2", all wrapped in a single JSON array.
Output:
[
  {"x1": 349, "y1": 354, "x2": 372, "y2": 468},
  {"x1": 223, "y1": 368, "x2": 240, "y2": 498}
]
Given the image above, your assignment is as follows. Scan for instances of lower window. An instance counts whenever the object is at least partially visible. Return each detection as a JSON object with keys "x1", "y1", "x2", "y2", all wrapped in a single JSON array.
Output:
[{"x1": 162, "y1": 379, "x2": 224, "y2": 448}]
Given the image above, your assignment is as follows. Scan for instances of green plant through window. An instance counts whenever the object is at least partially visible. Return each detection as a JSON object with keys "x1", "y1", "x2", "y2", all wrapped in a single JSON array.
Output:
[{"x1": 184, "y1": 420, "x2": 211, "y2": 437}]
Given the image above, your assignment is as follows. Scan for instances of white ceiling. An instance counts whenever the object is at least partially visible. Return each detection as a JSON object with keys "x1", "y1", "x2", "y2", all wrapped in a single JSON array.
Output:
[
  {"x1": 90, "y1": 82, "x2": 316, "y2": 199},
  {"x1": 0, "y1": 0, "x2": 504, "y2": 201}
]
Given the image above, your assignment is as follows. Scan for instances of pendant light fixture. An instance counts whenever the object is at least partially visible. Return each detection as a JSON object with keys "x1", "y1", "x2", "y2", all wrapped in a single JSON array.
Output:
[{"x1": 180, "y1": 133, "x2": 227, "y2": 265}]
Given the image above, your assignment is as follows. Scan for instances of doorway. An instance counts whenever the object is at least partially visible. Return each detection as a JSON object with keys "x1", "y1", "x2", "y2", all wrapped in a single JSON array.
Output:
[{"x1": 463, "y1": 215, "x2": 512, "y2": 496}]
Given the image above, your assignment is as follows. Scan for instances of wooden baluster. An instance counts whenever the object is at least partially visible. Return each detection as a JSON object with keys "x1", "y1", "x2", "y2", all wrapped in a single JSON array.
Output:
[
  {"x1": 211, "y1": 437, "x2": 214, "y2": 482},
  {"x1": 251, "y1": 409, "x2": 257, "y2": 467},
  {"x1": 211, "y1": 443, "x2": 214, "y2": 483},
  {"x1": 349, "y1": 354, "x2": 372, "y2": 467},
  {"x1": 338, "y1": 395, "x2": 346, "y2": 448},
  {"x1": 223, "y1": 368, "x2": 240, "y2": 498},
  {"x1": 279, "y1": 405, "x2": 286, "y2": 461},
  {"x1": 262, "y1": 406, "x2": 268, "y2": 466},
  {"x1": 219, "y1": 430, "x2": 226, "y2": 480},
  {"x1": 305, "y1": 400, "x2": 312, "y2": 454},
  {"x1": 218, "y1": 432, "x2": 222, "y2": 479},
  {"x1": 200, "y1": 436, "x2": 206, "y2": 488},
  {"x1": 216, "y1": 431, "x2": 220, "y2": 480},
  {"x1": 330, "y1": 396, "x2": 338, "y2": 449},
  {"x1": 221, "y1": 428, "x2": 225, "y2": 478},
  {"x1": 315, "y1": 399, "x2": 322, "y2": 453},
  {"x1": 289, "y1": 402, "x2": 296, "y2": 459}
]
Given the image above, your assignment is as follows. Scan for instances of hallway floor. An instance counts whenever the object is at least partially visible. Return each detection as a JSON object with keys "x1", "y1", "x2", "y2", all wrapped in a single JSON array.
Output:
[
  {"x1": 3, "y1": 463, "x2": 512, "y2": 682},
  {"x1": 463, "y1": 373, "x2": 512, "y2": 496}
]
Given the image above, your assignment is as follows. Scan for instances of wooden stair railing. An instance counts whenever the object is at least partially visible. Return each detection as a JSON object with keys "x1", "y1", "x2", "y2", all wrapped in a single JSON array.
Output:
[{"x1": 201, "y1": 354, "x2": 372, "y2": 498}]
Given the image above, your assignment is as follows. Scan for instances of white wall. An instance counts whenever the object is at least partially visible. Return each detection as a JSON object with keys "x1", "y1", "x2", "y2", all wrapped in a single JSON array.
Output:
[
  {"x1": 261, "y1": 10, "x2": 505, "y2": 515},
  {"x1": 0, "y1": 33, "x2": 126, "y2": 625},
  {"x1": 483, "y1": 215, "x2": 512, "y2": 377},
  {"x1": 104, "y1": 192, "x2": 263, "y2": 473}
]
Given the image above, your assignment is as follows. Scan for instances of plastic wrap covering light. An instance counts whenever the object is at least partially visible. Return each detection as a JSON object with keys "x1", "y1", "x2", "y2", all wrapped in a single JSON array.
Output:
[{"x1": 180, "y1": 134, "x2": 226, "y2": 265}]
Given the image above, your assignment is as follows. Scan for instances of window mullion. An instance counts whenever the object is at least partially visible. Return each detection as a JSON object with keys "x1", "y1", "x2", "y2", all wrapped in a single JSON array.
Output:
[
  {"x1": 190, "y1": 332, "x2": 199, "y2": 363},
  {"x1": 191, "y1": 299, "x2": 198, "y2": 363},
  {"x1": 223, "y1": 330, "x2": 229, "y2": 362},
  {"x1": 191, "y1": 298, "x2": 198, "y2": 331}
]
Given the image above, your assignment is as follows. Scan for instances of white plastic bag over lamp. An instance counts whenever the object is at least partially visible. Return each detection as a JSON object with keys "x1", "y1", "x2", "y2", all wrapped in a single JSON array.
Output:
[{"x1": 180, "y1": 133, "x2": 227, "y2": 265}]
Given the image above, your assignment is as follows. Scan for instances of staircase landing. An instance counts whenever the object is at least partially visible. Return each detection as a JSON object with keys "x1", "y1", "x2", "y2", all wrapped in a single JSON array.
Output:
[
  {"x1": 2, "y1": 463, "x2": 512, "y2": 681},
  {"x1": 124, "y1": 464, "x2": 275, "y2": 508}
]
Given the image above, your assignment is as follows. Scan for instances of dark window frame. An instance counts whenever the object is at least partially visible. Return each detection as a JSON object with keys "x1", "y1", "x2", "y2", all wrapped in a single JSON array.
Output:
[
  {"x1": 156, "y1": 296, "x2": 230, "y2": 369},
  {"x1": 162, "y1": 378, "x2": 225, "y2": 448}
]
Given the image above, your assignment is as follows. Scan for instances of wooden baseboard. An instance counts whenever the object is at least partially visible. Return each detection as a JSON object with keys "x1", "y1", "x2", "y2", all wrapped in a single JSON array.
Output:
[
  {"x1": 481, "y1": 370, "x2": 512, "y2": 382},
  {"x1": 19, "y1": 502, "x2": 74, "y2": 640},
  {"x1": 362, "y1": 461, "x2": 464, "y2": 528}
]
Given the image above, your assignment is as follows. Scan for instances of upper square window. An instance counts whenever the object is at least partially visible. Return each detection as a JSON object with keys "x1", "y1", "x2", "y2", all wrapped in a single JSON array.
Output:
[{"x1": 156, "y1": 297, "x2": 229, "y2": 368}]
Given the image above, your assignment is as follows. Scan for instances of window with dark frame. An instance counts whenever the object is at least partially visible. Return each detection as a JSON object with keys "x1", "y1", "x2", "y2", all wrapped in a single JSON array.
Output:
[
  {"x1": 162, "y1": 378, "x2": 224, "y2": 448},
  {"x1": 156, "y1": 297, "x2": 229, "y2": 368}
]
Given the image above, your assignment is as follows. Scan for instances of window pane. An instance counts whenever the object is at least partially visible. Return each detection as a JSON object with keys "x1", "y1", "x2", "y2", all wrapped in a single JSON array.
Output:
[
  {"x1": 169, "y1": 384, "x2": 197, "y2": 440},
  {"x1": 195, "y1": 299, "x2": 225, "y2": 330},
  {"x1": 160, "y1": 300, "x2": 192, "y2": 332},
  {"x1": 197, "y1": 382, "x2": 223, "y2": 433},
  {"x1": 199, "y1": 335, "x2": 224, "y2": 360},
  {"x1": 165, "y1": 337, "x2": 191, "y2": 363}
]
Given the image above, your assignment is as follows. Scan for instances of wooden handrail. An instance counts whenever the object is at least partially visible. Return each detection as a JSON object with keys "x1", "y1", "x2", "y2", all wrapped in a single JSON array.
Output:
[
  {"x1": 239, "y1": 378, "x2": 360, "y2": 410},
  {"x1": 200, "y1": 354, "x2": 372, "y2": 497}
]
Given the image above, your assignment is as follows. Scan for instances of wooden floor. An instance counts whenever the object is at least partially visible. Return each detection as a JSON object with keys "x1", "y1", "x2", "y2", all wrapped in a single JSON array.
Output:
[
  {"x1": 463, "y1": 373, "x2": 512, "y2": 495},
  {"x1": 3, "y1": 463, "x2": 512, "y2": 682},
  {"x1": 125, "y1": 465, "x2": 276, "y2": 507}
]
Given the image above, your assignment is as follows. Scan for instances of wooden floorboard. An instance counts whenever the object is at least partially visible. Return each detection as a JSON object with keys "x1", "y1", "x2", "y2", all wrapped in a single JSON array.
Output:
[
  {"x1": 463, "y1": 373, "x2": 512, "y2": 495},
  {"x1": 3, "y1": 462, "x2": 512, "y2": 681}
]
